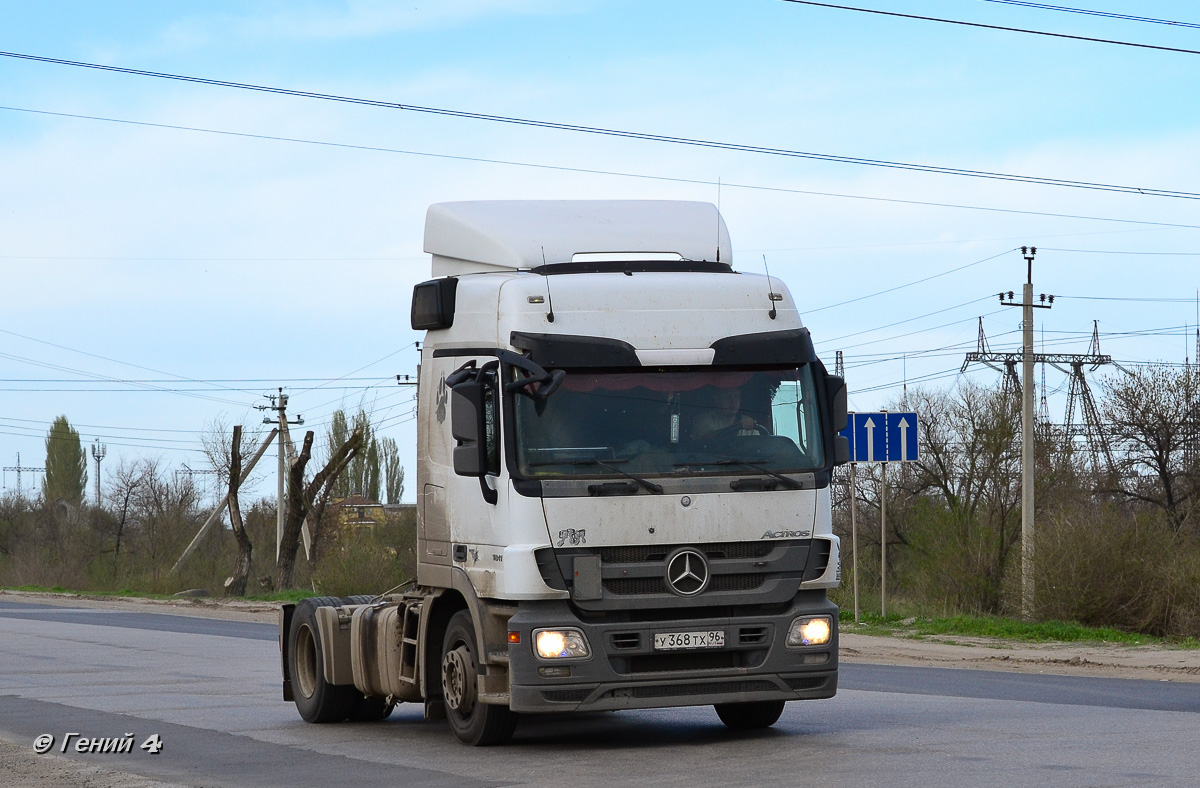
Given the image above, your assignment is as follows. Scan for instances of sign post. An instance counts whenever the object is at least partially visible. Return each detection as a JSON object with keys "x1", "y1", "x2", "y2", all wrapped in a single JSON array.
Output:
[{"x1": 839, "y1": 411, "x2": 920, "y2": 619}]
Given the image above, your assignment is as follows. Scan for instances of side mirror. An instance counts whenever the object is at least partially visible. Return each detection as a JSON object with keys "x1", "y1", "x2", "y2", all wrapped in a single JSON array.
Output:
[
  {"x1": 450, "y1": 382, "x2": 488, "y2": 477},
  {"x1": 824, "y1": 374, "x2": 848, "y2": 433},
  {"x1": 824, "y1": 374, "x2": 850, "y2": 466}
]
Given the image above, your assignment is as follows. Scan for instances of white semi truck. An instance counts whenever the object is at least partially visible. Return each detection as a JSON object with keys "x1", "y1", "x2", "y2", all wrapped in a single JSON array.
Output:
[{"x1": 279, "y1": 200, "x2": 849, "y2": 745}]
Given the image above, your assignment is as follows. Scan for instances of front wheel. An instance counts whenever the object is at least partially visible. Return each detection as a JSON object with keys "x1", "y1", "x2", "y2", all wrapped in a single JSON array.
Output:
[
  {"x1": 289, "y1": 597, "x2": 355, "y2": 723},
  {"x1": 441, "y1": 610, "x2": 517, "y2": 746},
  {"x1": 714, "y1": 699, "x2": 786, "y2": 730}
]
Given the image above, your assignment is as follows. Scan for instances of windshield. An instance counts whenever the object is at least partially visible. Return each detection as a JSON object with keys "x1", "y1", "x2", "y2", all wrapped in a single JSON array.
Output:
[{"x1": 514, "y1": 366, "x2": 825, "y2": 478}]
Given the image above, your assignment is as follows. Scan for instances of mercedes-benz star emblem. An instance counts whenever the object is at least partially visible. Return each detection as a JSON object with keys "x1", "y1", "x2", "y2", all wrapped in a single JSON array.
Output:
[{"x1": 665, "y1": 548, "x2": 710, "y2": 596}]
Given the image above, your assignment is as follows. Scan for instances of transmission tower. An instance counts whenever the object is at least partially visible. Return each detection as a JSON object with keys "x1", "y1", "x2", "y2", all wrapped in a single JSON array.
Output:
[
  {"x1": 3, "y1": 453, "x2": 45, "y2": 499},
  {"x1": 175, "y1": 463, "x2": 219, "y2": 502},
  {"x1": 962, "y1": 318, "x2": 1116, "y2": 475},
  {"x1": 91, "y1": 439, "x2": 106, "y2": 506},
  {"x1": 1061, "y1": 322, "x2": 1117, "y2": 477}
]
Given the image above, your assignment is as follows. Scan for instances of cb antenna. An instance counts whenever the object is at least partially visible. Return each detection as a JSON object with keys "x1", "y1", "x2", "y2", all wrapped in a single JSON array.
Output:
[
  {"x1": 542, "y1": 245, "x2": 555, "y2": 323},
  {"x1": 763, "y1": 254, "x2": 778, "y2": 320}
]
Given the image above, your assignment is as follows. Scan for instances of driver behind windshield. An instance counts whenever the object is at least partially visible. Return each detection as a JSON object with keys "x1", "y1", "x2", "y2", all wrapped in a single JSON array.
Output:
[{"x1": 689, "y1": 385, "x2": 760, "y2": 441}]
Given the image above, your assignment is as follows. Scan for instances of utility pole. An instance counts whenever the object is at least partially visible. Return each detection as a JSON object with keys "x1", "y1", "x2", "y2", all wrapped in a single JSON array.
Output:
[
  {"x1": 258, "y1": 388, "x2": 303, "y2": 561},
  {"x1": 1020, "y1": 248, "x2": 1036, "y2": 620},
  {"x1": 992, "y1": 247, "x2": 1055, "y2": 619},
  {"x1": 963, "y1": 249, "x2": 1057, "y2": 619},
  {"x1": 91, "y1": 439, "x2": 106, "y2": 506}
]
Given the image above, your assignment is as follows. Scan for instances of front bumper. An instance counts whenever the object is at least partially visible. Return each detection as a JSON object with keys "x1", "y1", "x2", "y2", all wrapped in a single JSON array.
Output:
[{"x1": 506, "y1": 592, "x2": 838, "y2": 713}]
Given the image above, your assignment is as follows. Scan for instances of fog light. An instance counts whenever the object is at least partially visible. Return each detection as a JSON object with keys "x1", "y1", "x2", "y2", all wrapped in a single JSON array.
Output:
[
  {"x1": 538, "y1": 666, "x2": 572, "y2": 678},
  {"x1": 534, "y1": 628, "x2": 590, "y2": 659},
  {"x1": 787, "y1": 616, "x2": 832, "y2": 647}
]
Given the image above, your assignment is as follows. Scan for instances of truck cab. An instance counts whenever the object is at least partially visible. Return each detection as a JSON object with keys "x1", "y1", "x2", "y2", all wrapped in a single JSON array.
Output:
[{"x1": 281, "y1": 200, "x2": 848, "y2": 745}]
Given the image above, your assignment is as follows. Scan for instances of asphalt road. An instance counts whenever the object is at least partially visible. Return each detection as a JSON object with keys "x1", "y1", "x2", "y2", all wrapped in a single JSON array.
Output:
[{"x1": 1, "y1": 599, "x2": 1197, "y2": 787}]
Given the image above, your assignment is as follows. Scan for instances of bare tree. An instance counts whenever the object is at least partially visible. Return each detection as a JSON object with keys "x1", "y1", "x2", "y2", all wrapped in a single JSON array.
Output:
[
  {"x1": 201, "y1": 416, "x2": 266, "y2": 490},
  {"x1": 104, "y1": 459, "x2": 148, "y2": 566},
  {"x1": 126, "y1": 459, "x2": 201, "y2": 586},
  {"x1": 1101, "y1": 365, "x2": 1200, "y2": 534},
  {"x1": 276, "y1": 427, "x2": 364, "y2": 589},
  {"x1": 224, "y1": 425, "x2": 253, "y2": 597},
  {"x1": 891, "y1": 382, "x2": 1022, "y2": 613}
]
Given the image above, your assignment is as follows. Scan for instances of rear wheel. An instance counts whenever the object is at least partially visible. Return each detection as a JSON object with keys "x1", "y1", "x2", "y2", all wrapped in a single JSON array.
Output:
[
  {"x1": 289, "y1": 596, "x2": 355, "y2": 723},
  {"x1": 441, "y1": 610, "x2": 517, "y2": 746},
  {"x1": 714, "y1": 699, "x2": 786, "y2": 730}
]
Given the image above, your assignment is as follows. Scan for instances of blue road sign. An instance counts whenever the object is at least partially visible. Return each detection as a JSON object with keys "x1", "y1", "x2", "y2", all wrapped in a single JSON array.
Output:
[
  {"x1": 843, "y1": 412, "x2": 919, "y2": 463},
  {"x1": 886, "y1": 412, "x2": 919, "y2": 462},
  {"x1": 852, "y1": 412, "x2": 887, "y2": 463}
]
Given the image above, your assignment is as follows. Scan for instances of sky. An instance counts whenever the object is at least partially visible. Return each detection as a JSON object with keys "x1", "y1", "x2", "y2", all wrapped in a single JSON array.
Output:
[{"x1": 1, "y1": 0, "x2": 1198, "y2": 505}]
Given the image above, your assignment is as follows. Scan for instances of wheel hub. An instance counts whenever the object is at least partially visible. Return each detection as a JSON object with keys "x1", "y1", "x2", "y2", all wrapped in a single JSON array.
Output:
[{"x1": 442, "y1": 645, "x2": 476, "y2": 715}]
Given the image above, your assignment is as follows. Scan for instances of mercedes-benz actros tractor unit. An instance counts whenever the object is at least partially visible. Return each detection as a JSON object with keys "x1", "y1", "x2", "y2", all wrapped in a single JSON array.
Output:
[{"x1": 279, "y1": 200, "x2": 849, "y2": 745}]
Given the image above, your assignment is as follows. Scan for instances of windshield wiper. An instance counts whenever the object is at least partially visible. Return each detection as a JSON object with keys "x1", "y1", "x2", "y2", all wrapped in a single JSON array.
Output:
[
  {"x1": 570, "y1": 458, "x2": 663, "y2": 494},
  {"x1": 703, "y1": 458, "x2": 803, "y2": 490}
]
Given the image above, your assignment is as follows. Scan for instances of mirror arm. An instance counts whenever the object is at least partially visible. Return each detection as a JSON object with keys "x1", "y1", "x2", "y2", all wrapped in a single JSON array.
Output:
[{"x1": 497, "y1": 349, "x2": 561, "y2": 399}]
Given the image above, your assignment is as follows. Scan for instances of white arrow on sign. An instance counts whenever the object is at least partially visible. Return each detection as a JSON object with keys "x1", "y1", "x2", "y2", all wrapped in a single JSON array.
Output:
[
  {"x1": 864, "y1": 417, "x2": 877, "y2": 462},
  {"x1": 896, "y1": 417, "x2": 910, "y2": 462}
]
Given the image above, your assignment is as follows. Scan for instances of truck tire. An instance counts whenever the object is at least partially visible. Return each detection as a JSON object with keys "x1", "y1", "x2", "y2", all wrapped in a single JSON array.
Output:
[
  {"x1": 289, "y1": 596, "x2": 354, "y2": 723},
  {"x1": 714, "y1": 699, "x2": 786, "y2": 730},
  {"x1": 440, "y1": 610, "x2": 517, "y2": 746}
]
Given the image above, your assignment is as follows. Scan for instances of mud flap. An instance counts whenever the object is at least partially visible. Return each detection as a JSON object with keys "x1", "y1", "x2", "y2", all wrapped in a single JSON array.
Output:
[{"x1": 279, "y1": 603, "x2": 296, "y2": 701}]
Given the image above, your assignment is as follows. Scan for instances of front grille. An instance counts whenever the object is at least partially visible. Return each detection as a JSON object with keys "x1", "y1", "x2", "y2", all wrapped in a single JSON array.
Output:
[
  {"x1": 802, "y1": 539, "x2": 831, "y2": 581},
  {"x1": 604, "y1": 573, "x2": 765, "y2": 596},
  {"x1": 550, "y1": 539, "x2": 814, "y2": 609},
  {"x1": 542, "y1": 688, "x2": 592, "y2": 703},
  {"x1": 711, "y1": 574, "x2": 764, "y2": 592},
  {"x1": 739, "y1": 626, "x2": 769, "y2": 646},
  {"x1": 610, "y1": 632, "x2": 642, "y2": 650},
  {"x1": 605, "y1": 577, "x2": 666, "y2": 595},
  {"x1": 599, "y1": 541, "x2": 773, "y2": 563},
  {"x1": 787, "y1": 676, "x2": 828, "y2": 691}
]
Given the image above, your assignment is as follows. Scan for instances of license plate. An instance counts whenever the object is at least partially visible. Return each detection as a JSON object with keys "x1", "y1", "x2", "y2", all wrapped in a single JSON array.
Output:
[{"x1": 653, "y1": 630, "x2": 725, "y2": 650}]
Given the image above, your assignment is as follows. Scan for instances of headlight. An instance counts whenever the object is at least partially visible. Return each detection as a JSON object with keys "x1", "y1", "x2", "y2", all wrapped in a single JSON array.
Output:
[
  {"x1": 534, "y1": 628, "x2": 591, "y2": 660},
  {"x1": 787, "y1": 616, "x2": 832, "y2": 647}
]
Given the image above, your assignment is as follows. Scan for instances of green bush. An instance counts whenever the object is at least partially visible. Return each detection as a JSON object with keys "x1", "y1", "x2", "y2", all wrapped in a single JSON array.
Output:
[
  {"x1": 1035, "y1": 504, "x2": 1200, "y2": 638},
  {"x1": 311, "y1": 512, "x2": 416, "y2": 598}
]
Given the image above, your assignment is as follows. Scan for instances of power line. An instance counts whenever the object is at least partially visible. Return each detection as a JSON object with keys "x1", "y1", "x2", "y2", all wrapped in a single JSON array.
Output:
[
  {"x1": 0, "y1": 376, "x2": 401, "y2": 383},
  {"x1": 1058, "y1": 295, "x2": 1200, "y2": 303},
  {"x1": 6, "y1": 106, "x2": 1199, "y2": 231},
  {"x1": 0, "y1": 350, "x2": 251, "y2": 408},
  {"x1": 979, "y1": 1, "x2": 1200, "y2": 29},
  {"x1": 0, "y1": 326, "x2": 253, "y2": 399},
  {"x1": 778, "y1": 1, "x2": 1200, "y2": 55},
  {"x1": 818, "y1": 297, "x2": 998, "y2": 346},
  {"x1": 2, "y1": 55, "x2": 1199, "y2": 199},
  {"x1": 807, "y1": 248, "x2": 1016, "y2": 314},
  {"x1": 1039, "y1": 248, "x2": 1200, "y2": 255},
  {"x1": 0, "y1": 255, "x2": 421, "y2": 262},
  {"x1": 834, "y1": 306, "x2": 1010, "y2": 352},
  {"x1": 0, "y1": 385, "x2": 393, "y2": 393}
]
